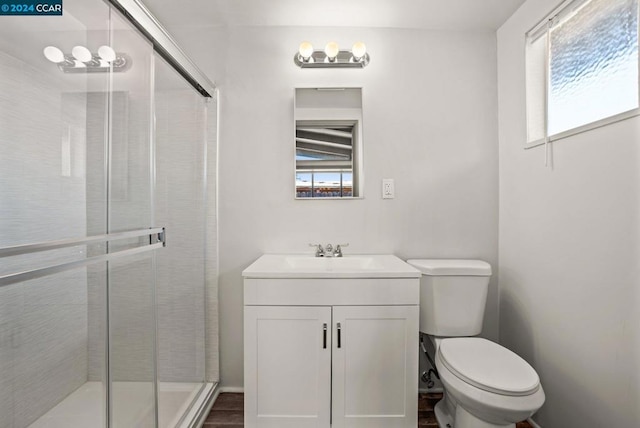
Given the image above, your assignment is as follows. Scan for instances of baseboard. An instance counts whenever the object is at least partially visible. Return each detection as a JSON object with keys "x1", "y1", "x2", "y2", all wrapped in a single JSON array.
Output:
[
  {"x1": 527, "y1": 417, "x2": 542, "y2": 428},
  {"x1": 197, "y1": 384, "x2": 538, "y2": 427},
  {"x1": 223, "y1": 385, "x2": 444, "y2": 396},
  {"x1": 219, "y1": 386, "x2": 245, "y2": 393}
]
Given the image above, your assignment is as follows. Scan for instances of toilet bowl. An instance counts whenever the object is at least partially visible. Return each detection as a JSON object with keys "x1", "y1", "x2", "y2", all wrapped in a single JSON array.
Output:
[
  {"x1": 435, "y1": 337, "x2": 545, "y2": 428},
  {"x1": 407, "y1": 259, "x2": 545, "y2": 428}
]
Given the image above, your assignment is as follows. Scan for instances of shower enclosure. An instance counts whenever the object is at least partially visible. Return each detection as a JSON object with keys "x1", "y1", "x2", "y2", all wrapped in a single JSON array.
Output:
[{"x1": 0, "y1": 0, "x2": 218, "y2": 427}]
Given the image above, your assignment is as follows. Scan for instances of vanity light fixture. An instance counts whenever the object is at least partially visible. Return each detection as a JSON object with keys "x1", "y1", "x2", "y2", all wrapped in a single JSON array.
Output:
[
  {"x1": 298, "y1": 41, "x2": 314, "y2": 62},
  {"x1": 43, "y1": 46, "x2": 65, "y2": 63},
  {"x1": 294, "y1": 41, "x2": 370, "y2": 68},
  {"x1": 43, "y1": 45, "x2": 131, "y2": 73},
  {"x1": 71, "y1": 45, "x2": 92, "y2": 63},
  {"x1": 324, "y1": 42, "x2": 340, "y2": 62},
  {"x1": 351, "y1": 42, "x2": 367, "y2": 61}
]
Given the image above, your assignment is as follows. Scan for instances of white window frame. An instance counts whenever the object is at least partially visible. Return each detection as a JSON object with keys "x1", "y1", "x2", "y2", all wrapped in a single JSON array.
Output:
[{"x1": 525, "y1": 0, "x2": 640, "y2": 149}]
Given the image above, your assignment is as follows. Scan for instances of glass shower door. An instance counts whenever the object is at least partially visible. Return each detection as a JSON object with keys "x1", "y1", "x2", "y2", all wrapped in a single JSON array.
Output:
[
  {"x1": 154, "y1": 55, "x2": 208, "y2": 428},
  {"x1": 105, "y1": 7, "x2": 157, "y2": 428},
  {"x1": 0, "y1": 0, "x2": 111, "y2": 426},
  {"x1": 0, "y1": 1, "x2": 212, "y2": 426}
]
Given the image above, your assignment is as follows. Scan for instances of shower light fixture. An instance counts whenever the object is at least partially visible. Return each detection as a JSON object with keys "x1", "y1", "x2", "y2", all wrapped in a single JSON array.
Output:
[
  {"x1": 294, "y1": 41, "x2": 370, "y2": 68},
  {"x1": 43, "y1": 44, "x2": 131, "y2": 73}
]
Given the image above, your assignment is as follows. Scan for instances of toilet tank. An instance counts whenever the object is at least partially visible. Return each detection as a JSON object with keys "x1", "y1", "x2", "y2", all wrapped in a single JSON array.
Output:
[{"x1": 406, "y1": 259, "x2": 492, "y2": 337}]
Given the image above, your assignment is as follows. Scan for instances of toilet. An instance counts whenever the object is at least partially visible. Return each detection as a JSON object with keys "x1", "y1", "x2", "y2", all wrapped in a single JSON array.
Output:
[{"x1": 406, "y1": 259, "x2": 545, "y2": 428}]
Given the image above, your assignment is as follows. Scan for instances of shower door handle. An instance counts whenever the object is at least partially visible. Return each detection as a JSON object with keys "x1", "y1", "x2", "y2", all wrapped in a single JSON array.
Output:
[
  {"x1": 0, "y1": 227, "x2": 165, "y2": 258},
  {"x1": 0, "y1": 227, "x2": 166, "y2": 287}
]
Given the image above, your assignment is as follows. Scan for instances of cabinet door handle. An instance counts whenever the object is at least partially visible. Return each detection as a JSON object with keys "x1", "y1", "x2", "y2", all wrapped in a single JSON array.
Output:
[
  {"x1": 323, "y1": 323, "x2": 327, "y2": 349},
  {"x1": 337, "y1": 322, "x2": 342, "y2": 348}
]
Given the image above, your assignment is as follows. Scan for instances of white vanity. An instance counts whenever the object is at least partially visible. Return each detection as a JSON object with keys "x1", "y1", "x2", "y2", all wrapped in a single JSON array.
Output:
[{"x1": 242, "y1": 254, "x2": 421, "y2": 428}]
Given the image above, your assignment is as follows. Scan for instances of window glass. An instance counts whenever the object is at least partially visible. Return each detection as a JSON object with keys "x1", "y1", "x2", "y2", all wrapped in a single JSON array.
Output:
[
  {"x1": 296, "y1": 173, "x2": 312, "y2": 198},
  {"x1": 549, "y1": 0, "x2": 638, "y2": 135},
  {"x1": 295, "y1": 171, "x2": 353, "y2": 198},
  {"x1": 526, "y1": 0, "x2": 639, "y2": 143}
]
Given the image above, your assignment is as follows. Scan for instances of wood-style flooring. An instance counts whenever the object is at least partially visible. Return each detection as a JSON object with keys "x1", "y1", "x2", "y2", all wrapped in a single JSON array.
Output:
[{"x1": 204, "y1": 392, "x2": 534, "y2": 427}]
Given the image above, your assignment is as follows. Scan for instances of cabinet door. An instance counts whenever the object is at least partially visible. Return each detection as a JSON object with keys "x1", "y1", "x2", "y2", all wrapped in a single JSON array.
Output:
[
  {"x1": 332, "y1": 305, "x2": 419, "y2": 428},
  {"x1": 244, "y1": 306, "x2": 332, "y2": 428}
]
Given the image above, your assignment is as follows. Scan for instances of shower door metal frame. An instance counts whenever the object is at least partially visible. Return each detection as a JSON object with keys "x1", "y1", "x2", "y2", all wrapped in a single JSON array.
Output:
[{"x1": 107, "y1": 0, "x2": 216, "y2": 98}]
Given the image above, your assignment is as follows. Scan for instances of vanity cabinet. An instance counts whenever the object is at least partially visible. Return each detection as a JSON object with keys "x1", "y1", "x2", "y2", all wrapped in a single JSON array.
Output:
[
  {"x1": 244, "y1": 305, "x2": 332, "y2": 428},
  {"x1": 331, "y1": 305, "x2": 418, "y2": 428},
  {"x1": 242, "y1": 256, "x2": 421, "y2": 428},
  {"x1": 244, "y1": 304, "x2": 418, "y2": 428}
]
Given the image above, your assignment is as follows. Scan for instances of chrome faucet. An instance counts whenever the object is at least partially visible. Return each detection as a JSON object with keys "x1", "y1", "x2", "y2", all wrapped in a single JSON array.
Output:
[
  {"x1": 325, "y1": 244, "x2": 334, "y2": 256},
  {"x1": 309, "y1": 243, "x2": 349, "y2": 257}
]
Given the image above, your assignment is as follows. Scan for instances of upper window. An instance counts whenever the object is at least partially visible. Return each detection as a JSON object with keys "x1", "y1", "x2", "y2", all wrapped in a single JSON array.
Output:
[{"x1": 526, "y1": 0, "x2": 639, "y2": 146}]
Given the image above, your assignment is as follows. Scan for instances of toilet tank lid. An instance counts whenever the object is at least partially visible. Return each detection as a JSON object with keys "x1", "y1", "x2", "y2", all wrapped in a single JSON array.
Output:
[{"x1": 406, "y1": 259, "x2": 492, "y2": 276}]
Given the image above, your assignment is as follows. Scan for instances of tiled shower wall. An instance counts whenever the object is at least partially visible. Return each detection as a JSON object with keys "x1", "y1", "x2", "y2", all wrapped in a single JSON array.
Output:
[
  {"x1": 86, "y1": 88, "x2": 158, "y2": 382},
  {"x1": 155, "y1": 89, "x2": 207, "y2": 383},
  {"x1": 0, "y1": 52, "x2": 89, "y2": 428}
]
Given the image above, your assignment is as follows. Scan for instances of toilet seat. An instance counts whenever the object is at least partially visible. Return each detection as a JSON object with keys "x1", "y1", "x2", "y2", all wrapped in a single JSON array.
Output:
[{"x1": 438, "y1": 338, "x2": 540, "y2": 396}]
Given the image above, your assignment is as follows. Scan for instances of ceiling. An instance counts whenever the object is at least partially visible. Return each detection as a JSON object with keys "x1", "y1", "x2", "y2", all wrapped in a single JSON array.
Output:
[{"x1": 141, "y1": 0, "x2": 526, "y2": 32}]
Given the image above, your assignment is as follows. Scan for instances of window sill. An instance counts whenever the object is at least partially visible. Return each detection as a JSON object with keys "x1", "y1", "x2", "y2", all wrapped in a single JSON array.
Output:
[{"x1": 525, "y1": 107, "x2": 640, "y2": 150}]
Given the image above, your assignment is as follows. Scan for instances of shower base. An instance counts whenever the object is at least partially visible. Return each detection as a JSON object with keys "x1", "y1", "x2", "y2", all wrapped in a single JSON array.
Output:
[{"x1": 28, "y1": 381, "x2": 209, "y2": 428}]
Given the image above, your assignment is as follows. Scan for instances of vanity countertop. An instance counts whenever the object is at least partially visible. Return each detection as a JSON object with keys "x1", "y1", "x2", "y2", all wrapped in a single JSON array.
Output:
[{"x1": 242, "y1": 254, "x2": 421, "y2": 279}]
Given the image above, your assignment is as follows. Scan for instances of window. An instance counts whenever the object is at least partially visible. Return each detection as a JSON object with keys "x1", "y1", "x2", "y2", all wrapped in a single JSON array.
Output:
[
  {"x1": 526, "y1": 0, "x2": 639, "y2": 146},
  {"x1": 295, "y1": 120, "x2": 358, "y2": 198}
]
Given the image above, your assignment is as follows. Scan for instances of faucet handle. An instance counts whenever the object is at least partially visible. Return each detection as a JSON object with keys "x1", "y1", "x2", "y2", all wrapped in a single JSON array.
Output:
[
  {"x1": 335, "y1": 243, "x2": 349, "y2": 257},
  {"x1": 309, "y1": 243, "x2": 325, "y2": 257}
]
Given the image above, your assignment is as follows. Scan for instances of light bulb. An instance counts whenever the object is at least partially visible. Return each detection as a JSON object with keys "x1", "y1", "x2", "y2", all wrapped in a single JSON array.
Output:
[
  {"x1": 298, "y1": 42, "x2": 313, "y2": 60},
  {"x1": 324, "y1": 42, "x2": 339, "y2": 60},
  {"x1": 71, "y1": 45, "x2": 92, "y2": 63},
  {"x1": 351, "y1": 42, "x2": 367, "y2": 60},
  {"x1": 98, "y1": 45, "x2": 116, "y2": 62},
  {"x1": 43, "y1": 46, "x2": 65, "y2": 63}
]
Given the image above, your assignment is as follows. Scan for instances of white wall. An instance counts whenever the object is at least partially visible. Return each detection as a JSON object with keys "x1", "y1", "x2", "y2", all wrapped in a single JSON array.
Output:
[
  {"x1": 173, "y1": 25, "x2": 500, "y2": 388},
  {"x1": 497, "y1": 1, "x2": 640, "y2": 426}
]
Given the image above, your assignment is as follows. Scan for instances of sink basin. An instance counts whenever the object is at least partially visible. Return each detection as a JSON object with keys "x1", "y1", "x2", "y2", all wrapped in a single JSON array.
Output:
[{"x1": 242, "y1": 254, "x2": 421, "y2": 279}]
